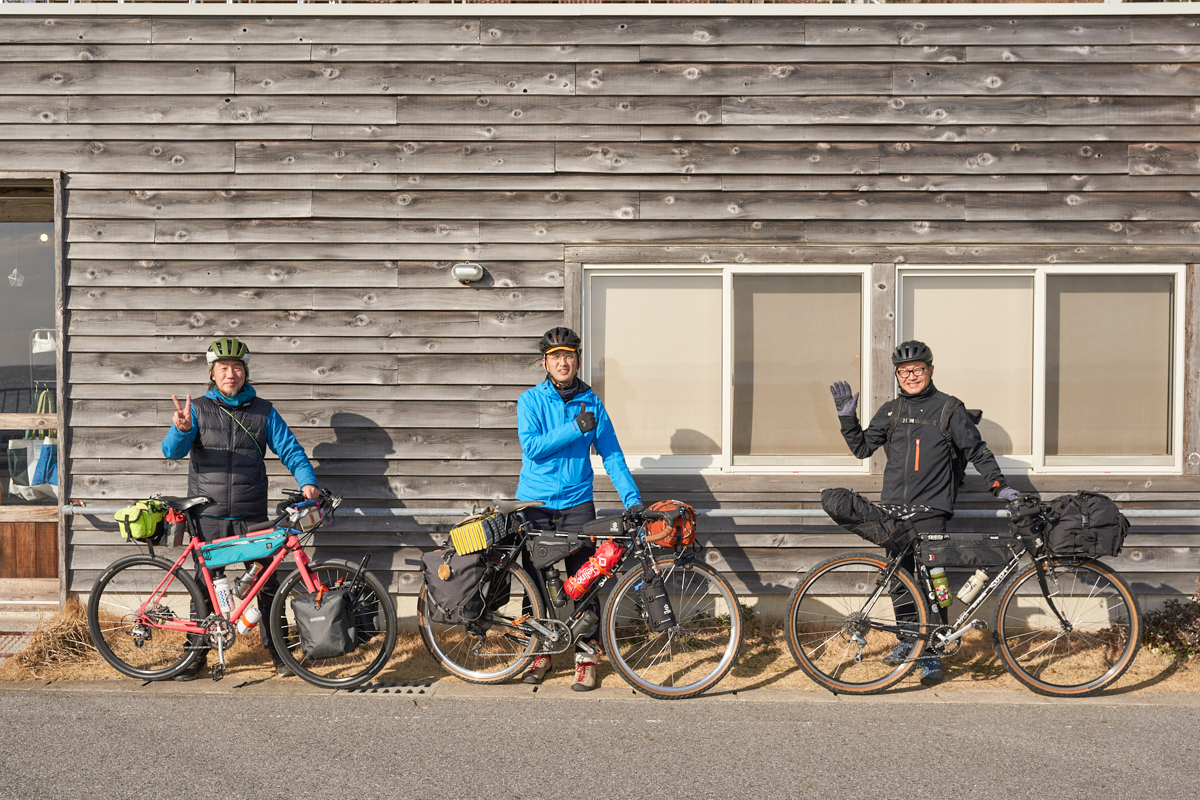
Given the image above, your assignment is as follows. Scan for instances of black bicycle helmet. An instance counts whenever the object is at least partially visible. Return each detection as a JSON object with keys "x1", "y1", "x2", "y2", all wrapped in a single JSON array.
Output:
[
  {"x1": 892, "y1": 340, "x2": 933, "y2": 367},
  {"x1": 539, "y1": 327, "x2": 582, "y2": 355}
]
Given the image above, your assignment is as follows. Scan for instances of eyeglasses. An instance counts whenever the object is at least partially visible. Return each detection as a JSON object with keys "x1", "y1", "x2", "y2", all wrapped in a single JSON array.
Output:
[
  {"x1": 896, "y1": 366, "x2": 928, "y2": 379},
  {"x1": 545, "y1": 351, "x2": 578, "y2": 363}
]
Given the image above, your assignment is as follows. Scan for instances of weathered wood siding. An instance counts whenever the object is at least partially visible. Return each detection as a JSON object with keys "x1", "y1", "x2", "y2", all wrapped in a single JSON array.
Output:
[{"x1": 3, "y1": 10, "x2": 1198, "y2": 600}]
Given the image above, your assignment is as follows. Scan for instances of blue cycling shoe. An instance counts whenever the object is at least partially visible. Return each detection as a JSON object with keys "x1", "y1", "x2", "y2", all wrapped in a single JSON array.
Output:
[
  {"x1": 882, "y1": 642, "x2": 912, "y2": 667},
  {"x1": 917, "y1": 656, "x2": 944, "y2": 686}
]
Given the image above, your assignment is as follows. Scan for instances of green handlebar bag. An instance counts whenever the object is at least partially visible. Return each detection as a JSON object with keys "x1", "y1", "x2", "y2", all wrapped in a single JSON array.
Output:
[{"x1": 114, "y1": 499, "x2": 168, "y2": 542}]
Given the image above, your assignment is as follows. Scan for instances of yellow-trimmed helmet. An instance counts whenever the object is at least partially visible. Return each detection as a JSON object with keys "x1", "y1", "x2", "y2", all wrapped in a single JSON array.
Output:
[{"x1": 206, "y1": 337, "x2": 250, "y2": 365}]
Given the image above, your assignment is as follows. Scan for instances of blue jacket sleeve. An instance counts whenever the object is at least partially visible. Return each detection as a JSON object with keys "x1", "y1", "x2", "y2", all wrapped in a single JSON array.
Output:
[
  {"x1": 592, "y1": 402, "x2": 641, "y2": 509},
  {"x1": 161, "y1": 408, "x2": 199, "y2": 459},
  {"x1": 518, "y1": 392, "x2": 584, "y2": 460},
  {"x1": 265, "y1": 409, "x2": 317, "y2": 488}
]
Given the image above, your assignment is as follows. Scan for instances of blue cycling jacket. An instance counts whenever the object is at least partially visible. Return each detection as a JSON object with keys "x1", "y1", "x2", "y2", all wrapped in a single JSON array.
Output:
[{"x1": 515, "y1": 378, "x2": 641, "y2": 510}]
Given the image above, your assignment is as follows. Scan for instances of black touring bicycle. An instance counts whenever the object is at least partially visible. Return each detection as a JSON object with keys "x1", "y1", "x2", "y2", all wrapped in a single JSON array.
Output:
[{"x1": 418, "y1": 500, "x2": 743, "y2": 700}]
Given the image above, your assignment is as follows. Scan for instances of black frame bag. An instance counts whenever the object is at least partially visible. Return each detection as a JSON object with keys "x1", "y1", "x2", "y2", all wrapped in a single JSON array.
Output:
[
  {"x1": 1046, "y1": 491, "x2": 1129, "y2": 558},
  {"x1": 291, "y1": 587, "x2": 357, "y2": 660},
  {"x1": 920, "y1": 532, "x2": 1021, "y2": 569},
  {"x1": 421, "y1": 549, "x2": 488, "y2": 625},
  {"x1": 821, "y1": 488, "x2": 917, "y2": 552}
]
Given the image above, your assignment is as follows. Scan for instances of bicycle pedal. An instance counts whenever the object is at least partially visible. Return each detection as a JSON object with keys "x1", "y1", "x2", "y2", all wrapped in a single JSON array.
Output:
[{"x1": 211, "y1": 665, "x2": 226, "y2": 682}]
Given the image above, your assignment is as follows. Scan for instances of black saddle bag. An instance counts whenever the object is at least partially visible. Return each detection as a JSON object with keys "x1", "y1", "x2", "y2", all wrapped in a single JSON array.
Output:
[
  {"x1": 1046, "y1": 491, "x2": 1129, "y2": 558},
  {"x1": 822, "y1": 488, "x2": 917, "y2": 552},
  {"x1": 421, "y1": 548, "x2": 489, "y2": 625},
  {"x1": 291, "y1": 587, "x2": 357, "y2": 660}
]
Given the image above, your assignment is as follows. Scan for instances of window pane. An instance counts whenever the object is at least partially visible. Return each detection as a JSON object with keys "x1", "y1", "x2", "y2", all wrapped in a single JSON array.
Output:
[
  {"x1": 902, "y1": 275, "x2": 1034, "y2": 456},
  {"x1": 1, "y1": 219, "x2": 57, "y2": 506},
  {"x1": 1046, "y1": 274, "x2": 1174, "y2": 457},
  {"x1": 589, "y1": 274, "x2": 722, "y2": 455},
  {"x1": 732, "y1": 274, "x2": 861, "y2": 460}
]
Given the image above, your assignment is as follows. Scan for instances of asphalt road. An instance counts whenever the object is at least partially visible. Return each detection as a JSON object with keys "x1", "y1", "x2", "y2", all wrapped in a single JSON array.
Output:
[{"x1": 2, "y1": 687, "x2": 1196, "y2": 800}]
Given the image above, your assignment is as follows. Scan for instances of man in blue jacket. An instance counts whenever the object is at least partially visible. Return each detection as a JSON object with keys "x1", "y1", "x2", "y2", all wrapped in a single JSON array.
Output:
[
  {"x1": 516, "y1": 327, "x2": 642, "y2": 691},
  {"x1": 162, "y1": 337, "x2": 319, "y2": 680}
]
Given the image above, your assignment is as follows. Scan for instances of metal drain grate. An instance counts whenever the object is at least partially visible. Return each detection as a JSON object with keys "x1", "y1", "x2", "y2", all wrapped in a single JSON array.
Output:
[
  {"x1": 341, "y1": 681, "x2": 436, "y2": 696},
  {"x1": 0, "y1": 633, "x2": 31, "y2": 659}
]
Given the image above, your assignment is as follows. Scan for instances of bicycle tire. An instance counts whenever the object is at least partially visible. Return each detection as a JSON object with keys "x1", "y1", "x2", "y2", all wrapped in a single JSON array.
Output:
[
  {"x1": 418, "y1": 562, "x2": 544, "y2": 684},
  {"x1": 785, "y1": 551, "x2": 927, "y2": 695},
  {"x1": 992, "y1": 557, "x2": 1141, "y2": 697},
  {"x1": 87, "y1": 554, "x2": 207, "y2": 681},
  {"x1": 601, "y1": 558, "x2": 742, "y2": 700},
  {"x1": 269, "y1": 559, "x2": 398, "y2": 690}
]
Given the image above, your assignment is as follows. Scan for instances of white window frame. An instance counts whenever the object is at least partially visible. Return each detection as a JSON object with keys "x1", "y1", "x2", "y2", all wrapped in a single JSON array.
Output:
[
  {"x1": 898, "y1": 264, "x2": 1186, "y2": 475},
  {"x1": 583, "y1": 263, "x2": 873, "y2": 475}
]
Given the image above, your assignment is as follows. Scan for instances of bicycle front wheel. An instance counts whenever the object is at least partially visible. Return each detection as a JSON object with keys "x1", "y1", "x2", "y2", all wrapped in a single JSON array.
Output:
[
  {"x1": 993, "y1": 558, "x2": 1141, "y2": 697},
  {"x1": 87, "y1": 554, "x2": 206, "y2": 681},
  {"x1": 270, "y1": 559, "x2": 398, "y2": 690},
  {"x1": 785, "y1": 552, "x2": 927, "y2": 695},
  {"x1": 418, "y1": 563, "x2": 543, "y2": 684},
  {"x1": 601, "y1": 558, "x2": 742, "y2": 700}
]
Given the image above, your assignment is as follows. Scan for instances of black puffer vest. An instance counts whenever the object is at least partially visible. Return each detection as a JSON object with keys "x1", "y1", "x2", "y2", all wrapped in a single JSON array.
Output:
[{"x1": 188, "y1": 394, "x2": 272, "y2": 519}]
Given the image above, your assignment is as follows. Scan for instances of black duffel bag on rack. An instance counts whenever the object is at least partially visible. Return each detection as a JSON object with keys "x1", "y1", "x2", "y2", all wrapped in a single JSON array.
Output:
[
  {"x1": 821, "y1": 488, "x2": 917, "y2": 552},
  {"x1": 1045, "y1": 491, "x2": 1129, "y2": 558}
]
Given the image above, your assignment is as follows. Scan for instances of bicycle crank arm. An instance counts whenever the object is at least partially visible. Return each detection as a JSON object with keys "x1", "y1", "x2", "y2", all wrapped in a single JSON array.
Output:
[
  {"x1": 932, "y1": 620, "x2": 987, "y2": 649},
  {"x1": 524, "y1": 618, "x2": 560, "y2": 643}
]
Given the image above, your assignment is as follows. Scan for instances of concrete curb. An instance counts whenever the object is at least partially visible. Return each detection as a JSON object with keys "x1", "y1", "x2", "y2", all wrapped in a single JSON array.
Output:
[{"x1": 3, "y1": 677, "x2": 1198, "y2": 706}]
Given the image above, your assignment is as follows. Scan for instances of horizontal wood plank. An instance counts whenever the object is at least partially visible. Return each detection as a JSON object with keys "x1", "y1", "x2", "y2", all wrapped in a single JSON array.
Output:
[
  {"x1": 0, "y1": 141, "x2": 232, "y2": 173},
  {"x1": 483, "y1": 16, "x2": 808, "y2": 47},
  {"x1": 476, "y1": 219, "x2": 807, "y2": 245},
  {"x1": 152, "y1": 219, "x2": 477, "y2": 245},
  {"x1": 0, "y1": 43, "x2": 312, "y2": 62},
  {"x1": 639, "y1": 191, "x2": 965, "y2": 221},
  {"x1": 151, "y1": 16, "x2": 480, "y2": 46},
  {"x1": 879, "y1": 142, "x2": 1128, "y2": 175},
  {"x1": 0, "y1": 63, "x2": 233, "y2": 95},
  {"x1": 896, "y1": 63, "x2": 1200, "y2": 96},
  {"x1": 66, "y1": 190, "x2": 311, "y2": 220},
  {"x1": 0, "y1": 17, "x2": 151, "y2": 45},
  {"x1": 1129, "y1": 143, "x2": 1200, "y2": 176},
  {"x1": 235, "y1": 62, "x2": 576, "y2": 96},
  {"x1": 578, "y1": 62, "x2": 894, "y2": 96},
  {"x1": 62, "y1": 94, "x2": 396, "y2": 125},
  {"x1": 0, "y1": 124, "x2": 313, "y2": 142},
  {"x1": 723, "y1": 95, "x2": 1049, "y2": 126},
  {"x1": 803, "y1": 16, "x2": 1133, "y2": 47},
  {"x1": 310, "y1": 190, "x2": 638, "y2": 220},
  {"x1": 234, "y1": 140, "x2": 555, "y2": 175},
  {"x1": 62, "y1": 172, "x2": 721, "y2": 192},
  {"x1": 555, "y1": 141, "x2": 880, "y2": 175},
  {"x1": 396, "y1": 94, "x2": 719, "y2": 126},
  {"x1": 965, "y1": 192, "x2": 1200, "y2": 222}
]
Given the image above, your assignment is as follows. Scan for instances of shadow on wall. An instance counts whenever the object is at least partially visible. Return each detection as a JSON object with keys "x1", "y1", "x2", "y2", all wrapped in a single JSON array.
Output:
[{"x1": 633, "y1": 428, "x2": 799, "y2": 601}]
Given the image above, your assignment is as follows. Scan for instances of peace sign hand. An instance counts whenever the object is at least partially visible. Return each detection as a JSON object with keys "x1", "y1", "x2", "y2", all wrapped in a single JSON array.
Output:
[{"x1": 172, "y1": 394, "x2": 193, "y2": 432}]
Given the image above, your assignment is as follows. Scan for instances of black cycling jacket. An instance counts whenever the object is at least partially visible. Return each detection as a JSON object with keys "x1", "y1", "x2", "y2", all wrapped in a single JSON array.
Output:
[{"x1": 839, "y1": 383, "x2": 1008, "y2": 516}]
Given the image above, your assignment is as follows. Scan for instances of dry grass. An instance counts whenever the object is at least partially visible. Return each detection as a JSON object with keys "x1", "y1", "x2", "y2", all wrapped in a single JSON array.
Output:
[{"x1": 4, "y1": 605, "x2": 1199, "y2": 696}]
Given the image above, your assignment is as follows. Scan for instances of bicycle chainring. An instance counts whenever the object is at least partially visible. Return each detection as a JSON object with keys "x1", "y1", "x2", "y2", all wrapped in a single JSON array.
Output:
[
  {"x1": 203, "y1": 615, "x2": 236, "y2": 649},
  {"x1": 531, "y1": 619, "x2": 573, "y2": 655},
  {"x1": 926, "y1": 625, "x2": 960, "y2": 657}
]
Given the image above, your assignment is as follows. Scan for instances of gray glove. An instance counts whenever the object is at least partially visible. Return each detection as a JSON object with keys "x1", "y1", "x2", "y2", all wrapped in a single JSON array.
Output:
[
  {"x1": 829, "y1": 381, "x2": 859, "y2": 418},
  {"x1": 998, "y1": 487, "x2": 1021, "y2": 502}
]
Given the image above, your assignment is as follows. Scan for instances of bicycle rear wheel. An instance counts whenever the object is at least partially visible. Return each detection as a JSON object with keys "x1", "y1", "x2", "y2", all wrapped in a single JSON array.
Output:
[
  {"x1": 993, "y1": 558, "x2": 1141, "y2": 697},
  {"x1": 418, "y1": 563, "x2": 543, "y2": 684},
  {"x1": 785, "y1": 552, "x2": 927, "y2": 695},
  {"x1": 601, "y1": 558, "x2": 742, "y2": 700},
  {"x1": 87, "y1": 554, "x2": 206, "y2": 681},
  {"x1": 270, "y1": 559, "x2": 398, "y2": 690}
]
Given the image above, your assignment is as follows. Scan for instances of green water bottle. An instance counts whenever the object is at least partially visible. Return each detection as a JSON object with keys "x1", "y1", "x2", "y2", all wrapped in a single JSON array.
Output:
[{"x1": 929, "y1": 567, "x2": 953, "y2": 608}]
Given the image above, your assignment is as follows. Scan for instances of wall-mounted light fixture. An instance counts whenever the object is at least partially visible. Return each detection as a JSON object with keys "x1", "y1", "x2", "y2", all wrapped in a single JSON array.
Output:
[{"x1": 451, "y1": 262, "x2": 485, "y2": 284}]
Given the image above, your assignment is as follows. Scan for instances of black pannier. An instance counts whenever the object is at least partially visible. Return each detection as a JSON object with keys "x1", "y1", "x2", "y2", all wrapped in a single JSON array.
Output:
[
  {"x1": 1046, "y1": 491, "x2": 1129, "y2": 558},
  {"x1": 421, "y1": 549, "x2": 489, "y2": 625},
  {"x1": 291, "y1": 587, "x2": 357, "y2": 660},
  {"x1": 920, "y1": 532, "x2": 1021, "y2": 569},
  {"x1": 821, "y1": 488, "x2": 917, "y2": 552}
]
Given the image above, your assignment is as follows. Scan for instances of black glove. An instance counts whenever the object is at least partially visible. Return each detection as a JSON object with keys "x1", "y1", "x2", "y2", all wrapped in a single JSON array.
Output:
[
  {"x1": 627, "y1": 503, "x2": 645, "y2": 517},
  {"x1": 576, "y1": 411, "x2": 596, "y2": 433},
  {"x1": 829, "y1": 381, "x2": 859, "y2": 418}
]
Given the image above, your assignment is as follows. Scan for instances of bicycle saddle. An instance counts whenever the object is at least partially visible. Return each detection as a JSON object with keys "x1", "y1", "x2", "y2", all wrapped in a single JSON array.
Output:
[
  {"x1": 160, "y1": 495, "x2": 214, "y2": 513},
  {"x1": 495, "y1": 499, "x2": 545, "y2": 514}
]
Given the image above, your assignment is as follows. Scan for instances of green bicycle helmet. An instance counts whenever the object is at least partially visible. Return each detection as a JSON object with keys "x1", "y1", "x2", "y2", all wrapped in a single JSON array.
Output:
[{"x1": 206, "y1": 337, "x2": 250, "y2": 365}]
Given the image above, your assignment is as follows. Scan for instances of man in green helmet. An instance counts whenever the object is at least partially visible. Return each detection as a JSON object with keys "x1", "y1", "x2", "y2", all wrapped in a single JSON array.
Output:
[{"x1": 162, "y1": 337, "x2": 320, "y2": 679}]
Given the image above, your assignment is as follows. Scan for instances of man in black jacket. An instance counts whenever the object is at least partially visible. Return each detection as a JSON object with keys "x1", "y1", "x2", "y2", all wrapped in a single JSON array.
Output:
[{"x1": 829, "y1": 340, "x2": 1020, "y2": 685}]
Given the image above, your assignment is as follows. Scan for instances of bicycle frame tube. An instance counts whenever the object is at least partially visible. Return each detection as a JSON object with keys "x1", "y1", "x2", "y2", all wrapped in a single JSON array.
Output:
[{"x1": 135, "y1": 530, "x2": 311, "y2": 634}]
